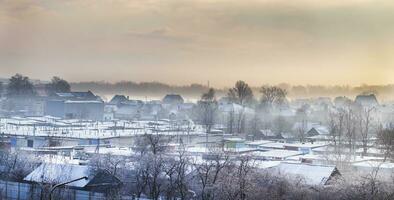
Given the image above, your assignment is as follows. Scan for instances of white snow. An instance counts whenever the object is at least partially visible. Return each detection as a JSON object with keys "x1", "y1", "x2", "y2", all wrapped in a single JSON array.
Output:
[{"x1": 24, "y1": 163, "x2": 90, "y2": 187}]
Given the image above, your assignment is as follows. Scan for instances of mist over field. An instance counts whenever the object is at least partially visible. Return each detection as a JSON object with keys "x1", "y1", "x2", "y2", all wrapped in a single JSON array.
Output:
[{"x1": 70, "y1": 81, "x2": 394, "y2": 102}]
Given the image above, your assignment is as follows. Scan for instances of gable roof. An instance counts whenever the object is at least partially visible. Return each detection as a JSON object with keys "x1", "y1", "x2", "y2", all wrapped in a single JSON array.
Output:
[
  {"x1": 163, "y1": 94, "x2": 184, "y2": 104},
  {"x1": 109, "y1": 95, "x2": 129, "y2": 105},
  {"x1": 55, "y1": 91, "x2": 98, "y2": 101},
  {"x1": 355, "y1": 94, "x2": 379, "y2": 107},
  {"x1": 273, "y1": 162, "x2": 339, "y2": 185},
  {"x1": 24, "y1": 163, "x2": 90, "y2": 187}
]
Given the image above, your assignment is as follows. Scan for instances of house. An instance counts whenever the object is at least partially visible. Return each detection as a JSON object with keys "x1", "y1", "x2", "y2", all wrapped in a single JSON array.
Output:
[
  {"x1": 140, "y1": 101, "x2": 163, "y2": 120},
  {"x1": 271, "y1": 162, "x2": 341, "y2": 185},
  {"x1": 64, "y1": 100, "x2": 104, "y2": 120},
  {"x1": 355, "y1": 94, "x2": 379, "y2": 108},
  {"x1": 162, "y1": 94, "x2": 184, "y2": 105},
  {"x1": 107, "y1": 95, "x2": 147, "y2": 120},
  {"x1": 44, "y1": 91, "x2": 104, "y2": 120},
  {"x1": 306, "y1": 126, "x2": 329, "y2": 137},
  {"x1": 115, "y1": 103, "x2": 142, "y2": 120},
  {"x1": 109, "y1": 95, "x2": 130, "y2": 105},
  {"x1": 24, "y1": 163, "x2": 122, "y2": 193}
]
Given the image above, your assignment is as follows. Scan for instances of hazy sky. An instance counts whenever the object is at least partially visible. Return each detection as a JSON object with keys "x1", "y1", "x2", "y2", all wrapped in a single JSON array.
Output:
[{"x1": 1, "y1": 0, "x2": 394, "y2": 87}]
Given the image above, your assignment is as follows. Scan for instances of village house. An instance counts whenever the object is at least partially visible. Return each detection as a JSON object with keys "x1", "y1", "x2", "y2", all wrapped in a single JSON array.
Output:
[
  {"x1": 45, "y1": 91, "x2": 104, "y2": 120},
  {"x1": 24, "y1": 163, "x2": 122, "y2": 193}
]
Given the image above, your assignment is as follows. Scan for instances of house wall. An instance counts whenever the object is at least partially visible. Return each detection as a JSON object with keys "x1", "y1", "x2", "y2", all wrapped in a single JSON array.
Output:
[
  {"x1": 45, "y1": 100, "x2": 65, "y2": 118},
  {"x1": 64, "y1": 102, "x2": 104, "y2": 121}
]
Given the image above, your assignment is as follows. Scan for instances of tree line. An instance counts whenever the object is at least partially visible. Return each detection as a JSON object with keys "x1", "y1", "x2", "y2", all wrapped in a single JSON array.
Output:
[
  {"x1": 70, "y1": 81, "x2": 394, "y2": 100},
  {"x1": 0, "y1": 74, "x2": 71, "y2": 97}
]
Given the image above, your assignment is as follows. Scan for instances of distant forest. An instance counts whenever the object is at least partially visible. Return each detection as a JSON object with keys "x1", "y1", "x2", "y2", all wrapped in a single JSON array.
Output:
[{"x1": 70, "y1": 81, "x2": 394, "y2": 102}]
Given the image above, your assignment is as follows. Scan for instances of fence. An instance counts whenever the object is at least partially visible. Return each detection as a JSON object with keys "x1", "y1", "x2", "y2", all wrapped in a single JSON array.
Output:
[{"x1": 0, "y1": 180, "x2": 106, "y2": 200}]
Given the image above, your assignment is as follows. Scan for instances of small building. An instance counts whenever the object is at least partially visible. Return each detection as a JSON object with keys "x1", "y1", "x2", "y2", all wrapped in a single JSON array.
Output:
[
  {"x1": 24, "y1": 163, "x2": 122, "y2": 193},
  {"x1": 355, "y1": 94, "x2": 379, "y2": 108},
  {"x1": 272, "y1": 162, "x2": 341, "y2": 185},
  {"x1": 306, "y1": 126, "x2": 329, "y2": 137},
  {"x1": 45, "y1": 91, "x2": 104, "y2": 120},
  {"x1": 162, "y1": 94, "x2": 184, "y2": 105},
  {"x1": 109, "y1": 95, "x2": 130, "y2": 105},
  {"x1": 64, "y1": 100, "x2": 104, "y2": 120}
]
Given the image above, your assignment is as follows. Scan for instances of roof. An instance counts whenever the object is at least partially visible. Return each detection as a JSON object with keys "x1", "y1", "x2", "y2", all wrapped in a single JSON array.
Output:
[
  {"x1": 259, "y1": 142, "x2": 286, "y2": 149},
  {"x1": 55, "y1": 91, "x2": 98, "y2": 101},
  {"x1": 284, "y1": 142, "x2": 327, "y2": 149},
  {"x1": 245, "y1": 140, "x2": 273, "y2": 146},
  {"x1": 308, "y1": 126, "x2": 329, "y2": 135},
  {"x1": 65, "y1": 100, "x2": 103, "y2": 104},
  {"x1": 273, "y1": 162, "x2": 339, "y2": 185},
  {"x1": 109, "y1": 95, "x2": 129, "y2": 104},
  {"x1": 24, "y1": 163, "x2": 90, "y2": 187},
  {"x1": 249, "y1": 150, "x2": 302, "y2": 159},
  {"x1": 224, "y1": 137, "x2": 245, "y2": 142},
  {"x1": 355, "y1": 94, "x2": 379, "y2": 106},
  {"x1": 163, "y1": 94, "x2": 184, "y2": 104}
]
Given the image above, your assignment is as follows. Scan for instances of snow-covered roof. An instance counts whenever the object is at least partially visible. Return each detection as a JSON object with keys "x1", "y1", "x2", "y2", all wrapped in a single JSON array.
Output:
[
  {"x1": 273, "y1": 162, "x2": 338, "y2": 185},
  {"x1": 259, "y1": 142, "x2": 286, "y2": 149},
  {"x1": 245, "y1": 140, "x2": 273, "y2": 146},
  {"x1": 284, "y1": 142, "x2": 327, "y2": 149},
  {"x1": 65, "y1": 100, "x2": 103, "y2": 104},
  {"x1": 24, "y1": 163, "x2": 90, "y2": 187},
  {"x1": 249, "y1": 150, "x2": 302, "y2": 159},
  {"x1": 223, "y1": 137, "x2": 245, "y2": 142},
  {"x1": 253, "y1": 160, "x2": 282, "y2": 169}
]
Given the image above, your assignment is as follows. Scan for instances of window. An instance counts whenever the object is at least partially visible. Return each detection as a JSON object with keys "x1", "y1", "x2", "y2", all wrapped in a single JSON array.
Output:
[{"x1": 27, "y1": 140, "x2": 33, "y2": 148}]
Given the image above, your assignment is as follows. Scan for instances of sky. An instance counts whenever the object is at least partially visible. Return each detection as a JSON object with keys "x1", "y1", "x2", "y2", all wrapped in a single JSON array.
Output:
[{"x1": 0, "y1": 0, "x2": 394, "y2": 87}]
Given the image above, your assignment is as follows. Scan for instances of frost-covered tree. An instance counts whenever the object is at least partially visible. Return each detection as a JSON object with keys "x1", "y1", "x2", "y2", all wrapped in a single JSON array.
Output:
[
  {"x1": 196, "y1": 88, "x2": 218, "y2": 134},
  {"x1": 46, "y1": 76, "x2": 71, "y2": 95},
  {"x1": 260, "y1": 86, "x2": 287, "y2": 111},
  {"x1": 6, "y1": 73, "x2": 36, "y2": 97},
  {"x1": 227, "y1": 81, "x2": 254, "y2": 134}
]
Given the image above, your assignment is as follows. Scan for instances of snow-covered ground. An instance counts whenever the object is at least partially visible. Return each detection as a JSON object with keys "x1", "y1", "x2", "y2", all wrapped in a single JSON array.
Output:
[{"x1": 0, "y1": 116, "x2": 207, "y2": 139}]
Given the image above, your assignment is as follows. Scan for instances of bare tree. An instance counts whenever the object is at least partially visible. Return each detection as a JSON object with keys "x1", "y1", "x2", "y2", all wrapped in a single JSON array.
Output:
[
  {"x1": 197, "y1": 88, "x2": 218, "y2": 134},
  {"x1": 131, "y1": 133, "x2": 171, "y2": 199},
  {"x1": 260, "y1": 86, "x2": 287, "y2": 111},
  {"x1": 0, "y1": 149, "x2": 37, "y2": 181},
  {"x1": 227, "y1": 81, "x2": 254, "y2": 134},
  {"x1": 6, "y1": 73, "x2": 36, "y2": 97},
  {"x1": 343, "y1": 107, "x2": 357, "y2": 154},
  {"x1": 216, "y1": 156, "x2": 254, "y2": 200},
  {"x1": 89, "y1": 153, "x2": 126, "y2": 177},
  {"x1": 193, "y1": 152, "x2": 230, "y2": 200},
  {"x1": 46, "y1": 76, "x2": 71, "y2": 96},
  {"x1": 228, "y1": 81, "x2": 254, "y2": 106},
  {"x1": 377, "y1": 126, "x2": 394, "y2": 162},
  {"x1": 357, "y1": 106, "x2": 375, "y2": 157}
]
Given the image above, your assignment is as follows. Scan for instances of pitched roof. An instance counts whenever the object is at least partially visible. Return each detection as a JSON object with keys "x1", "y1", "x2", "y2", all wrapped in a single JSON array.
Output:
[
  {"x1": 24, "y1": 163, "x2": 90, "y2": 187},
  {"x1": 109, "y1": 95, "x2": 128, "y2": 104},
  {"x1": 163, "y1": 94, "x2": 184, "y2": 104},
  {"x1": 355, "y1": 94, "x2": 379, "y2": 106},
  {"x1": 273, "y1": 162, "x2": 339, "y2": 185}
]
